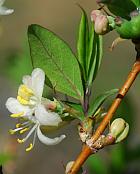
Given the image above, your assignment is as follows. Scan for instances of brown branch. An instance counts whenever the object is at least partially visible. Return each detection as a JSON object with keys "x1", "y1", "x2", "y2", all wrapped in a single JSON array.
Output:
[{"x1": 68, "y1": 58, "x2": 140, "y2": 174}]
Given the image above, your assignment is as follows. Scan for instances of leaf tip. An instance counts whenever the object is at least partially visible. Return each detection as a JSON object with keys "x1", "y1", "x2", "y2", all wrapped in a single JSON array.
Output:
[{"x1": 27, "y1": 24, "x2": 40, "y2": 35}]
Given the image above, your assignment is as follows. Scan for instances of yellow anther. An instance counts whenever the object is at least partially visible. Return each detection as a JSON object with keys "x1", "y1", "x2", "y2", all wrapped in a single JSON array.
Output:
[
  {"x1": 26, "y1": 143, "x2": 33, "y2": 152},
  {"x1": 20, "y1": 128, "x2": 29, "y2": 134},
  {"x1": 9, "y1": 129, "x2": 15, "y2": 135},
  {"x1": 16, "y1": 123, "x2": 21, "y2": 128},
  {"x1": 18, "y1": 85, "x2": 34, "y2": 96},
  {"x1": 23, "y1": 85, "x2": 34, "y2": 95},
  {"x1": 17, "y1": 96, "x2": 30, "y2": 105},
  {"x1": 10, "y1": 112, "x2": 24, "y2": 118},
  {"x1": 18, "y1": 92, "x2": 30, "y2": 101},
  {"x1": 17, "y1": 138, "x2": 25, "y2": 144}
]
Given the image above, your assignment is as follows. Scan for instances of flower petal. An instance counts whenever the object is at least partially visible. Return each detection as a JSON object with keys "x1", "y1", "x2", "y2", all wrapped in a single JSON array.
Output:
[
  {"x1": 35, "y1": 104, "x2": 62, "y2": 126},
  {"x1": 5, "y1": 97, "x2": 33, "y2": 116},
  {"x1": 0, "y1": 6, "x2": 14, "y2": 15},
  {"x1": 37, "y1": 126, "x2": 66, "y2": 145},
  {"x1": 22, "y1": 75, "x2": 32, "y2": 88},
  {"x1": 31, "y1": 68, "x2": 45, "y2": 98}
]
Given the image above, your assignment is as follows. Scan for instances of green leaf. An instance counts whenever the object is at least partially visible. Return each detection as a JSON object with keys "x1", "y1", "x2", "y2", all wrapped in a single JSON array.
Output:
[
  {"x1": 88, "y1": 89, "x2": 118, "y2": 116},
  {"x1": 66, "y1": 102, "x2": 83, "y2": 112},
  {"x1": 60, "y1": 115, "x2": 75, "y2": 121},
  {"x1": 64, "y1": 102, "x2": 85, "y2": 120},
  {"x1": 93, "y1": 34, "x2": 103, "y2": 81},
  {"x1": 87, "y1": 31, "x2": 103, "y2": 85},
  {"x1": 28, "y1": 24, "x2": 84, "y2": 101},
  {"x1": 77, "y1": 6, "x2": 89, "y2": 81},
  {"x1": 67, "y1": 103, "x2": 85, "y2": 120},
  {"x1": 77, "y1": 8, "x2": 103, "y2": 88},
  {"x1": 86, "y1": 23, "x2": 94, "y2": 74}
]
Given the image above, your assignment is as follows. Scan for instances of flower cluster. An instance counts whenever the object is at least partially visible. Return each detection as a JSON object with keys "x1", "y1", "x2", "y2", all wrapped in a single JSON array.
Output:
[
  {"x1": 91, "y1": 10, "x2": 110, "y2": 35},
  {"x1": 92, "y1": 0, "x2": 140, "y2": 39},
  {"x1": 91, "y1": 9, "x2": 115, "y2": 35},
  {"x1": 6, "y1": 68, "x2": 66, "y2": 151}
]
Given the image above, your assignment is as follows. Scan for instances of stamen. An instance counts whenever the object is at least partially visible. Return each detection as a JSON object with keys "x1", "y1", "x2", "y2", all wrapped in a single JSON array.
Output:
[
  {"x1": 20, "y1": 128, "x2": 29, "y2": 134},
  {"x1": 9, "y1": 127, "x2": 23, "y2": 134},
  {"x1": 33, "y1": 128, "x2": 37, "y2": 147},
  {"x1": 16, "y1": 123, "x2": 21, "y2": 128},
  {"x1": 9, "y1": 121, "x2": 31, "y2": 135},
  {"x1": 10, "y1": 112, "x2": 24, "y2": 118},
  {"x1": 18, "y1": 85, "x2": 34, "y2": 103},
  {"x1": 17, "y1": 138, "x2": 25, "y2": 143},
  {"x1": 9, "y1": 129, "x2": 16, "y2": 135},
  {"x1": 26, "y1": 143, "x2": 33, "y2": 152},
  {"x1": 16, "y1": 124, "x2": 38, "y2": 152},
  {"x1": 22, "y1": 124, "x2": 38, "y2": 142},
  {"x1": 20, "y1": 121, "x2": 31, "y2": 126},
  {"x1": 16, "y1": 121, "x2": 31, "y2": 128},
  {"x1": 17, "y1": 96, "x2": 30, "y2": 105},
  {"x1": 18, "y1": 85, "x2": 34, "y2": 96}
]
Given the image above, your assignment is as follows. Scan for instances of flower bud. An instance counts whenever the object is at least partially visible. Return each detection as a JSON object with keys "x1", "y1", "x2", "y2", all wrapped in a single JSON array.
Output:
[
  {"x1": 94, "y1": 15, "x2": 109, "y2": 35},
  {"x1": 109, "y1": 118, "x2": 129, "y2": 143},
  {"x1": 91, "y1": 10, "x2": 103, "y2": 21},
  {"x1": 115, "y1": 122, "x2": 129, "y2": 143},
  {"x1": 42, "y1": 98, "x2": 57, "y2": 111},
  {"x1": 110, "y1": 118, "x2": 125, "y2": 136},
  {"x1": 46, "y1": 101, "x2": 57, "y2": 110}
]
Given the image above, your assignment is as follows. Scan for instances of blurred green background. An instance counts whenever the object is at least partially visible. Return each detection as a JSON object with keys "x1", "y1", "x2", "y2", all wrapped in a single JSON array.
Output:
[{"x1": 0, "y1": 0, "x2": 140, "y2": 173}]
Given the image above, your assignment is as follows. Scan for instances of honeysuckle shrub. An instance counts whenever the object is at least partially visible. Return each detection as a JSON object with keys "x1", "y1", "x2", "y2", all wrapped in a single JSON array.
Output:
[{"x1": 3, "y1": 3, "x2": 134, "y2": 174}]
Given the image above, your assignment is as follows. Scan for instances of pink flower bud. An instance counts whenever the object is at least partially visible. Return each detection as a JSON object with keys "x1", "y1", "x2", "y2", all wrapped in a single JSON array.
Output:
[
  {"x1": 94, "y1": 15, "x2": 109, "y2": 35},
  {"x1": 47, "y1": 102, "x2": 57, "y2": 110},
  {"x1": 91, "y1": 10, "x2": 103, "y2": 21}
]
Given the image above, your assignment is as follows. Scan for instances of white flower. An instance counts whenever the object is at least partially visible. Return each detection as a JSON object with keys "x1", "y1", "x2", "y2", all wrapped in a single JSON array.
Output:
[
  {"x1": 6, "y1": 68, "x2": 66, "y2": 151},
  {"x1": 6, "y1": 68, "x2": 45, "y2": 117},
  {"x1": 0, "y1": 0, "x2": 14, "y2": 15}
]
